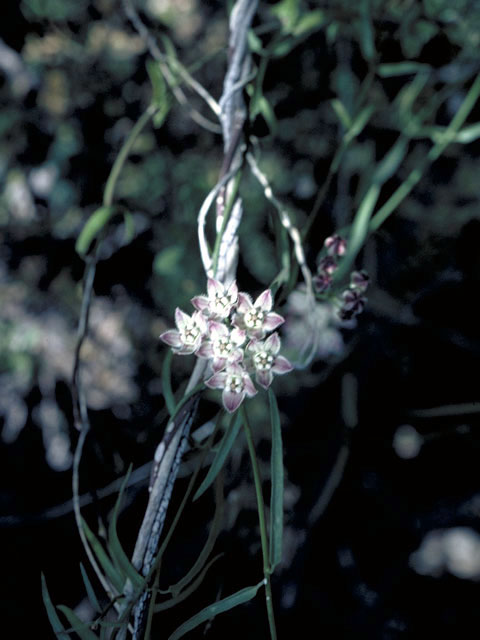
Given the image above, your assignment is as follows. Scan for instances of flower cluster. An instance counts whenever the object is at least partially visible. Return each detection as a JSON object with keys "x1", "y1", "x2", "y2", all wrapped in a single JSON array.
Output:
[
  {"x1": 313, "y1": 234, "x2": 369, "y2": 321},
  {"x1": 160, "y1": 278, "x2": 293, "y2": 413}
]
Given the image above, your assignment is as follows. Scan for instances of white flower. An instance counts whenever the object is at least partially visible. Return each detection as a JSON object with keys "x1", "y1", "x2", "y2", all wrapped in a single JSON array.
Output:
[
  {"x1": 191, "y1": 278, "x2": 238, "y2": 319},
  {"x1": 160, "y1": 308, "x2": 207, "y2": 355},
  {"x1": 233, "y1": 289, "x2": 284, "y2": 339},
  {"x1": 205, "y1": 362, "x2": 257, "y2": 413},
  {"x1": 246, "y1": 333, "x2": 293, "y2": 389},
  {"x1": 196, "y1": 321, "x2": 246, "y2": 372}
]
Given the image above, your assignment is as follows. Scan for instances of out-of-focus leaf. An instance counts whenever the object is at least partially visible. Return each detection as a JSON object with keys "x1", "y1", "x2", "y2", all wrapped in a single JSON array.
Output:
[
  {"x1": 359, "y1": 0, "x2": 375, "y2": 61},
  {"x1": 122, "y1": 211, "x2": 135, "y2": 245},
  {"x1": 331, "y1": 99, "x2": 352, "y2": 129},
  {"x1": 293, "y1": 10, "x2": 326, "y2": 36},
  {"x1": 75, "y1": 206, "x2": 115, "y2": 257},
  {"x1": 167, "y1": 582, "x2": 264, "y2": 640},
  {"x1": 344, "y1": 105, "x2": 375, "y2": 144},
  {"x1": 193, "y1": 413, "x2": 242, "y2": 501},
  {"x1": 248, "y1": 30, "x2": 264, "y2": 54},
  {"x1": 372, "y1": 136, "x2": 409, "y2": 185},
  {"x1": 57, "y1": 606, "x2": 98, "y2": 640},
  {"x1": 268, "y1": 389, "x2": 284, "y2": 573},
  {"x1": 378, "y1": 62, "x2": 430, "y2": 77},
  {"x1": 271, "y1": 0, "x2": 299, "y2": 33},
  {"x1": 41, "y1": 574, "x2": 69, "y2": 638},
  {"x1": 80, "y1": 563, "x2": 101, "y2": 613},
  {"x1": 154, "y1": 246, "x2": 185, "y2": 276}
]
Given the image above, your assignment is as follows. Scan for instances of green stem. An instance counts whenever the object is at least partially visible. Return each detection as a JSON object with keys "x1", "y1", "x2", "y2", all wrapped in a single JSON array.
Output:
[
  {"x1": 103, "y1": 104, "x2": 157, "y2": 208},
  {"x1": 242, "y1": 406, "x2": 277, "y2": 640},
  {"x1": 369, "y1": 73, "x2": 480, "y2": 233}
]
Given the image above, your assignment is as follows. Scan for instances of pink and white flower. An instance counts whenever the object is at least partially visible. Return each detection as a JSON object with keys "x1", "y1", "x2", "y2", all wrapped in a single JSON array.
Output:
[
  {"x1": 205, "y1": 362, "x2": 257, "y2": 413},
  {"x1": 196, "y1": 321, "x2": 246, "y2": 372},
  {"x1": 233, "y1": 289, "x2": 284, "y2": 339},
  {"x1": 160, "y1": 308, "x2": 207, "y2": 355},
  {"x1": 191, "y1": 278, "x2": 238, "y2": 319},
  {"x1": 246, "y1": 333, "x2": 293, "y2": 389}
]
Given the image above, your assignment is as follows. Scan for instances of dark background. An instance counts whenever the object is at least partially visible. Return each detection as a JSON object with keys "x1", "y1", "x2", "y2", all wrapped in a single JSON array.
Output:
[{"x1": 2, "y1": 1, "x2": 480, "y2": 638}]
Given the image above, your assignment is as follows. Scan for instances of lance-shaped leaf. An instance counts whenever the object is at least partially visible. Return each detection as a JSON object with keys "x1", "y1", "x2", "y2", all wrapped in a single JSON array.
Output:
[
  {"x1": 108, "y1": 465, "x2": 145, "y2": 593},
  {"x1": 79, "y1": 563, "x2": 101, "y2": 613},
  {"x1": 194, "y1": 412, "x2": 243, "y2": 500},
  {"x1": 41, "y1": 573, "x2": 69, "y2": 638},
  {"x1": 268, "y1": 389, "x2": 284, "y2": 572},
  {"x1": 57, "y1": 605, "x2": 98, "y2": 640},
  {"x1": 75, "y1": 206, "x2": 115, "y2": 257},
  {"x1": 167, "y1": 581, "x2": 264, "y2": 640},
  {"x1": 81, "y1": 517, "x2": 124, "y2": 594}
]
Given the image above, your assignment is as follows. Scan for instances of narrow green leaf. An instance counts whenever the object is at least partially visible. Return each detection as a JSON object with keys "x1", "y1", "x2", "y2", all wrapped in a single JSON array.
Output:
[
  {"x1": 372, "y1": 136, "x2": 409, "y2": 185},
  {"x1": 451, "y1": 122, "x2": 480, "y2": 144},
  {"x1": 41, "y1": 574, "x2": 69, "y2": 638},
  {"x1": 378, "y1": 62, "x2": 430, "y2": 77},
  {"x1": 170, "y1": 473, "x2": 224, "y2": 596},
  {"x1": 292, "y1": 9, "x2": 326, "y2": 36},
  {"x1": 247, "y1": 29, "x2": 264, "y2": 54},
  {"x1": 146, "y1": 60, "x2": 167, "y2": 111},
  {"x1": 162, "y1": 350, "x2": 176, "y2": 416},
  {"x1": 271, "y1": 0, "x2": 299, "y2": 33},
  {"x1": 154, "y1": 554, "x2": 222, "y2": 612},
  {"x1": 344, "y1": 105, "x2": 375, "y2": 144},
  {"x1": 193, "y1": 412, "x2": 243, "y2": 501},
  {"x1": 359, "y1": 0, "x2": 375, "y2": 61},
  {"x1": 81, "y1": 517, "x2": 124, "y2": 594},
  {"x1": 80, "y1": 563, "x2": 101, "y2": 613},
  {"x1": 330, "y1": 99, "x2": 352, "y2": 129},
  {"x1": 108, "y1": 466, "x2": 145, "y2": 593},
  {"x1": 75, "y1": 207, "x2": 115, "y2": 257},
  {"x1": 167, "y1": 582, "x2": 264, "y2": 640},
  {"x1": 268, "y1": 389, "x2": 284, "y2": 572},
  {"x1": 57, "y1": 606, "x2": 98, "y2": 640}
]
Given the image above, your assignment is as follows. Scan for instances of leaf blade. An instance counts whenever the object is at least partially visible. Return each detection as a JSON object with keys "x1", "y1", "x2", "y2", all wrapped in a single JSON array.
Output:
[{"x1": 268, "y1": 389, "x2": 284, "y2": 572}]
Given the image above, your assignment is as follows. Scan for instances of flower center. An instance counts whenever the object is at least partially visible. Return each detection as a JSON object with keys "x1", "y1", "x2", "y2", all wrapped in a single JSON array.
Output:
[
  {"x1": 253, "y1": 351, "x2": 274, "y2": 371},
  {"x1": 213, "y1": 294, "x2": 232, "y2": 315},
  {"x1": 214, "y1": 335, "x2": 234, "y2": 356},
  {"x1": 226, "y1": 374, "x2": 243, "y2": 393},
  {"x1": 182, "y1": 323, "x2": 200, "y2": 345},
  {"x1": 244, "y1": 309, "x2": 265, "y2": 329}
]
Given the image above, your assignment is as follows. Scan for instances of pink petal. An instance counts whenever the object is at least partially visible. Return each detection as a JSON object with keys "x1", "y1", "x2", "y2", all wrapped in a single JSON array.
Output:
[
  {"x1": 231, "y1": 327, "x2": 246, "y2": 346},
  {"x1": 231, "y1": 348, "x2": 244, "y2": 363},
  {"x1": 237, "y1": 292, "x2": 253, "y2": 314},
  {"x1": 256, "y1": 369, "x2": 273, "y2": 390},
  {"x1": 227, "y1": 362, "x2": 244, "y2": 377},
  {"x1": 207, "y1": 277, "x2": 223, "y2": 299},
  {"x1": 263, "y1": 312, "x2": 284, "y2": 332},
  {"x1": 160, "y1": 330, "x2": 182, "y2": 348},
  {"x1": 175, "y1": 308, "x2": 189, "y2": 330},
  {"x1": 191, "y1": 296, "x2": 209, "y2": 312},
  {"x1": 243, "y1": 374, "x2": 258, "y2": 397},
  {"x1": 196, "y1": 342, "x2": 214, "y2": 358},
  {"x1": 212, "y1": 357, "x2": 227, "y2": 372},
  {"x1": 176, "y1": 344, "x2": 197, "y2": 355},
  {"x1": 272, "y1": 355, "x2": 293, "y2": 375},
  {"x1": 208, "y1": 320, "x2": 227, "y2": 338},
  {"x1": 205, "y1": 371, "x2": 227, "y2": 390},
  {"x1": 265, "y1": 332, "x2": 281, "y2": 355},
  {"x1": 227, "y1": 280, "x2": 238, "y2": 302},
  {"x1": 193, "y1": 311, "x2": 208, "y2": 333},
  {"x1": 255, "y1": 289, "x2": 272, "y2": 311},
  {"x1": 222, "y1": 389, "x2": 245, "y2": 413}
]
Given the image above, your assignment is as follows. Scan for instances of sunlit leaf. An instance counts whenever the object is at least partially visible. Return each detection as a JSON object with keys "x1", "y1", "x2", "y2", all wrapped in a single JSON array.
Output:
[{"x1": 167, "y1": 582, "x2": 264, "y2": 640}]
